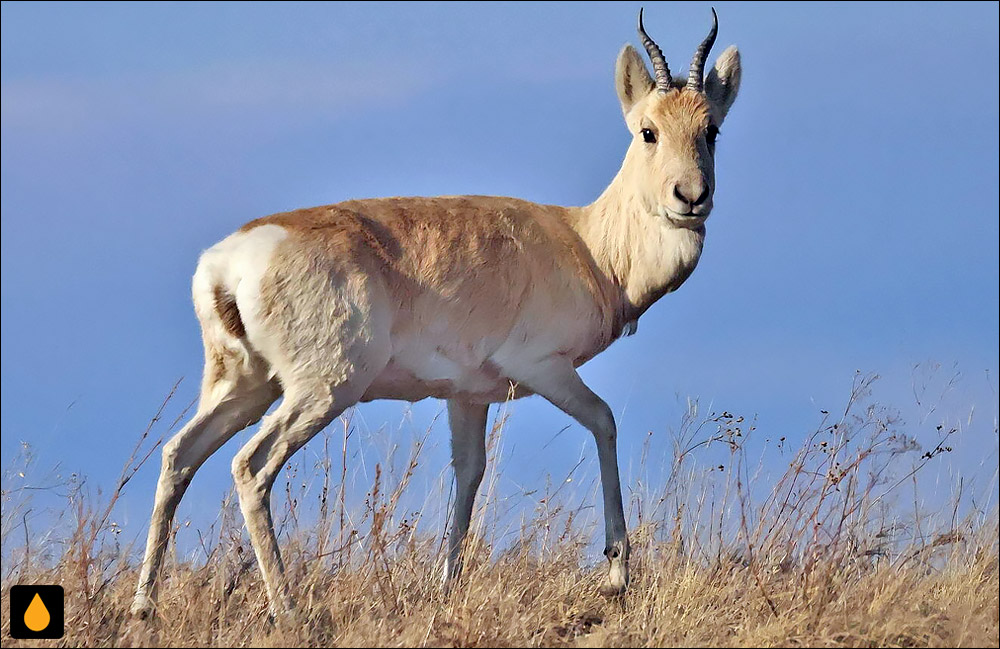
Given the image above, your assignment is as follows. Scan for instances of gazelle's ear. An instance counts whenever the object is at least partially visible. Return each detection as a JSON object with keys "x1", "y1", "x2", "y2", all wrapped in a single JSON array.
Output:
[
  {"x1": 615, "y1": 44, "x2": 655, "y2": 118},
  {"x1": 705, "y1": 45, "x2": 741, "y2": 121}
]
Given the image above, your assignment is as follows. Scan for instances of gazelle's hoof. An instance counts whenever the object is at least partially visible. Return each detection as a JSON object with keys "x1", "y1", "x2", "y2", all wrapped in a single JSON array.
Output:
[
  {"x1": 601, "y1": 540, "x2": 629, "y2": 597},
  {"x1": 600, "y1": 580, "x2": 627, "y2": 597},
  {"x1": 129, "y1": 596, "x2": 155, "y2": 620},
  {"x1": 267, "y1": 595, "x2": 299, "y2": 629},
  {"x1": 441, "y1": 555, "x2": 464, "y2": 595}
]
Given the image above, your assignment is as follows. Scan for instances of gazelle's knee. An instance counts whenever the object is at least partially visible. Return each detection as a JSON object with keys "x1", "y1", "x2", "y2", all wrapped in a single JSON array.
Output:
[
  {"x1": 160, "y1": 436, "x2": 185, "y2": 473},
  {"x1": 230, "y1": 399, "x2": 330, "y2": 481},
  {"x1": 157, "y1": 435, "x2": 196, "y2": 495},
  {"x1": 231, "y1": 446, "x2": 262, "y2": 496},
  {"x1": 588, "y1": 399, "x2": 617, "y2": 442},
  {"x1": 231, "y1": 436, "x2": 275, "y2": 505}
]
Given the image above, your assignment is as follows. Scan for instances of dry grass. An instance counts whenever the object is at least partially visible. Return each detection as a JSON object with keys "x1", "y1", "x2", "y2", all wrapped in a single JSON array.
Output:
[{"x1": 2, "y1": 372, "x2": 998, "y2": 647}]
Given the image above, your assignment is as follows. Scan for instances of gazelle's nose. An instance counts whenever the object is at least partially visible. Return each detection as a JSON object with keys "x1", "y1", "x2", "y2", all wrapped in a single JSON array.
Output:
[{"x1": 671, "y1": 176, "x2": 710, "y2": 212}]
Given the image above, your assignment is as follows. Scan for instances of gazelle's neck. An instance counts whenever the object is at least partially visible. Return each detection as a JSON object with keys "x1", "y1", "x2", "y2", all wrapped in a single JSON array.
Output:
[{"x1": 569, "y1": 166, "x2": 706, "y2": 320}]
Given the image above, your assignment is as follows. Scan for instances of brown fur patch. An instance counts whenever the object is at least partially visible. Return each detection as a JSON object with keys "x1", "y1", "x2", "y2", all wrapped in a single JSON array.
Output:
[
  {"x1": 649, "y1": 90, "x2": 713, "y2": 135},
  {"x1": 213, "y1": 286, "x2": 246, "y2": 339}
]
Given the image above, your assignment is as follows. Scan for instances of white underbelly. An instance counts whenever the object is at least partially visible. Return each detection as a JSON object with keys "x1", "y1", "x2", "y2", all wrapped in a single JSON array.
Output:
[{"x1": 362, "y1": 353, "x2": 517, "y2": 403}]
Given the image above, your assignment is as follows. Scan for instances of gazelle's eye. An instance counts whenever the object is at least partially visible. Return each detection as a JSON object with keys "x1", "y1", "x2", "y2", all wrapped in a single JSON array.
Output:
[
  {"x1": 706, "y1": 124, "x2": 720, "y2": 146},
  {"x1": 641, "y1": 128, "x2": 657, "y2": 144}
]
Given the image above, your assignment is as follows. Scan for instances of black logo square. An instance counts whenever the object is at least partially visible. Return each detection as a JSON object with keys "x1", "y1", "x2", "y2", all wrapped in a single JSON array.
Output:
[{"x1": 9, "y1": 585, "x2": 64, "y2": 639}]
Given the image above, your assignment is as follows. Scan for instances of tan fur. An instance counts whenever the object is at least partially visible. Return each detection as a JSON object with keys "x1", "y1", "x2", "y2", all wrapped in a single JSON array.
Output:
[
  {"x1": 642, "y1": 91, "x2": 713, "y2": 140},
  {"x1": 240, "y1": 197, "x2": 630, "y2": 402}
]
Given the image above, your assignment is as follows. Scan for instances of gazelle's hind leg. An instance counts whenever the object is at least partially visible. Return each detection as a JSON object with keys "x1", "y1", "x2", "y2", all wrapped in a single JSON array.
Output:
[
  {"x1": 222, "y1": 228, "x2": 395, "y2": 618},
  {"x1": 131, "y1": 351, "x2": 280, "y2": 619},
  {"x1": 230, "y1": 377, "x2": 375, "y2": 618}
]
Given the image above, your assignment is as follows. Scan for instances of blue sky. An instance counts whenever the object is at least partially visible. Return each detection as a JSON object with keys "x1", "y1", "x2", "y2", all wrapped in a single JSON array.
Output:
[{"x1": 2, "y1": 2, "x2": 998, "y2": 543}]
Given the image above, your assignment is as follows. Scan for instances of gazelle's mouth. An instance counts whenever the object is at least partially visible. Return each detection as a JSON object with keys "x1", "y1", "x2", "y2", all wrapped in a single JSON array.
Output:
[{"x1": 660, "y1": 208, "x2": 709, "y2": 229}]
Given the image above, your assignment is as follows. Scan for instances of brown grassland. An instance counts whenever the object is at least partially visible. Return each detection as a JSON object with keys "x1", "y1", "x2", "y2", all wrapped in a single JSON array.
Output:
[{"x1": 2, "y1": 372, "x2": 998, "y2": 647}]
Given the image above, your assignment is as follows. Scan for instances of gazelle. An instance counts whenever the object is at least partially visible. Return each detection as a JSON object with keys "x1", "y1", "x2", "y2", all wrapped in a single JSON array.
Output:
[{"x1": 131, "y1": 8, "x2": 741, "y2": 618}]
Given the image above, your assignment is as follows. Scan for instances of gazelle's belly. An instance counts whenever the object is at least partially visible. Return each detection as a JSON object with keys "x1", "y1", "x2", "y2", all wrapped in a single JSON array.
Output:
[
  {"x1": 360, "y1": 319, "x2": 610, "y2": 404},
  {"x1": 358, "y1": 265, "x2": 616, "y2": 403},
  {"x1": 361, "y1": 343, "x2": 527, "y2": 404}
]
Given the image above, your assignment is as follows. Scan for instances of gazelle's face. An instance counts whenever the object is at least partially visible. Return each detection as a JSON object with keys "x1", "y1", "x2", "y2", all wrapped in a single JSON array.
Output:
[
  {"x1": 624, "y1": 90, "x2": 719, "y2": 227},
  {"x1": 614, "y1": 14, "x2": 741, "y2": 229}
]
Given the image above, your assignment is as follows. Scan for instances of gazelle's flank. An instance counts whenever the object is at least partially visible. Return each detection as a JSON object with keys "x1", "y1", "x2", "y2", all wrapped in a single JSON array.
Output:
[{"x1": 131, "y1": 9, "x2": 741, "y2": 618}]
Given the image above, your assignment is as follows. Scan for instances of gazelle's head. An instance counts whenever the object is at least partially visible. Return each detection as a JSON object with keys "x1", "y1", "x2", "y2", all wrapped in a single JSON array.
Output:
[{"x1": 615, "y1": 9, "x2": 741, "y2": 228}]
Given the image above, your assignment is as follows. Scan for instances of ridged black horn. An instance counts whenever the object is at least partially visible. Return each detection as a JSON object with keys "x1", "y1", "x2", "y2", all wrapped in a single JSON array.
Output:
[
  {"x1": 637, "y1": 8, "x2": 672, "y2": 92},
  {"x1": 686, "y1": 8, "x2": 718, "y2": 92}
]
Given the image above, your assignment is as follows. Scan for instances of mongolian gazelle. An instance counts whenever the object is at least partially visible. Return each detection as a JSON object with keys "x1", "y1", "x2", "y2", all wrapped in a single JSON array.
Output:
[{"x1": 131, "y1": 8, "x2": 741, "y2": 618}]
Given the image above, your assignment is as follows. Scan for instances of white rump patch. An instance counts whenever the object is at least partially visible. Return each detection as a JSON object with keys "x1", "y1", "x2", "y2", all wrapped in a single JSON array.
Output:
[{"x1": 191, "y1": 224, "x2": 289, "y2": 376}]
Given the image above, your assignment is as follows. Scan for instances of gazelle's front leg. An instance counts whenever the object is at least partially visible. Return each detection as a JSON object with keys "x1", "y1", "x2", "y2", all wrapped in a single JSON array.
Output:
[
  {"x1": 443, "y1": 400, "x2": 489, "y2": 588},
  {"x1": 514, "y1": 358, "x2": 629, "y2": 594}
]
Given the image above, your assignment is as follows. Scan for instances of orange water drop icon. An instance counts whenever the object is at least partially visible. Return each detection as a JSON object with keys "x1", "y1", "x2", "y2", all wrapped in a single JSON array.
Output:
[{"x1": 24, "y1": 592, "x2": 51, "y2": 632}]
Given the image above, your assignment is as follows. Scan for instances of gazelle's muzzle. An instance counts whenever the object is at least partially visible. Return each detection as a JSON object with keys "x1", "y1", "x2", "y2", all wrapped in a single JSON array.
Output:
[{"x1": 660, "y1": 172, "x2": 712, "y2": 226}]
